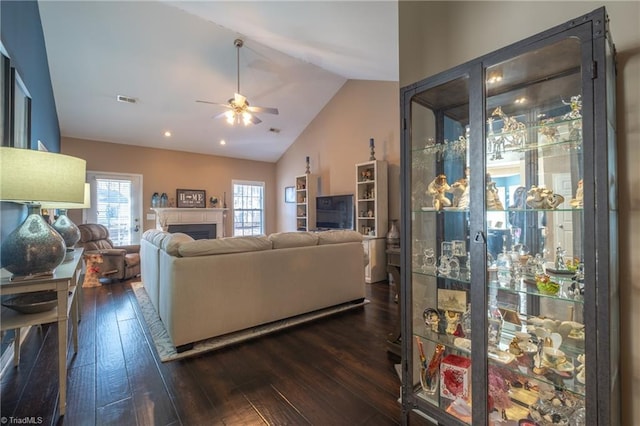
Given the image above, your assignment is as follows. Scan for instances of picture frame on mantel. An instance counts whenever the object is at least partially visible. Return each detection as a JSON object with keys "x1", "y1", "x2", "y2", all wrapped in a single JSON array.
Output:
[{"x1": 176, "y1": 189, "x2": 206, "y2": 208}]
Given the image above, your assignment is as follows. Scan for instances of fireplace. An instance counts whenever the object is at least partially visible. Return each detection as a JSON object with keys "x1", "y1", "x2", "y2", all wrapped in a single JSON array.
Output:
[
  {"x1": 152, "y1": 208, "x2": 226, "y2": 239},
  {"x1": 168, "y1": 223, "x2": 216, "y2": 240}
]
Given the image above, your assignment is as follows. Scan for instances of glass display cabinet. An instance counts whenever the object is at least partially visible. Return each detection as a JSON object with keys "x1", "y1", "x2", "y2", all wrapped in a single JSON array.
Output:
[{"x1": 399, "y1": 8, "x2": 618, "y2": 425}]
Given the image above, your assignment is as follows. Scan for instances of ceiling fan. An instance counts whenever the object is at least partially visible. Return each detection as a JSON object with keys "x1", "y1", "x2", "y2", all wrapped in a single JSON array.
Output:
[{"x1": 197, "y1": 39, "x2": 279, "y2": 125}]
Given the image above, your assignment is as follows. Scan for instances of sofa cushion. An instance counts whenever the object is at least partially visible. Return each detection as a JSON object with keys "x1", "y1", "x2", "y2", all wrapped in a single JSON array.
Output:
[
  {"x1": 268, "y1": 231, "x2": 319, "y2": 249},
  {"x1": 142, "y1": 229, "x2": 162, "y2": 242},
  {"x1": 178, "y1": 235, "x2": 272, "y2": 257},
  {"x1": 161, "y1": 233, "x2": 194, "y2": 256},
  {"x1": 152, "y1": 232, "x2": 170, "y2": 247},
  {"x1": 317, "y1": 230, "x2": 363, "y2": 245}
]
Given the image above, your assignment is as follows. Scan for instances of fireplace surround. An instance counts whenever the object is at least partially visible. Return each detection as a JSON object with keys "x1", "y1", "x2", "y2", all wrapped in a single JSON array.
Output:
[{"x1": 151, "y1": 208, "x2": 226, "y2": 239}]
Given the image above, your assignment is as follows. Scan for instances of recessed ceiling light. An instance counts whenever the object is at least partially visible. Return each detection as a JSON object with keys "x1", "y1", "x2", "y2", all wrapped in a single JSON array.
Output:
[
  {"x1": 164, "y1": 131, "x2": 172, "y2": 137},
  {"x1": 220, "y1": 140, "x2": 226, "y2": 145}
]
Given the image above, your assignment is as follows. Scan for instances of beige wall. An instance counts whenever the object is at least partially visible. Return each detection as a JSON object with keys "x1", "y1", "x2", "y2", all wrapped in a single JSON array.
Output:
[
  {"x1": 276, "y1": 79, "x2": 401, "y2": 233},
  {"x1": 399, "y1": 1, "x2": 640, "y2": 423},
  {"x1": 61, "y1": 137, "x2": 277, "y2": 237}
]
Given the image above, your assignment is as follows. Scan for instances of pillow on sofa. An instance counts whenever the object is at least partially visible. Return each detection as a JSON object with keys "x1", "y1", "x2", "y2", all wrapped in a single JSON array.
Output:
[
  {"x1": 178, "y1": 235, "x2": 272, "y2": 257},
  {"x1": 161, "y1": 233, "x2": 194, "y2": 256},
  {"x1": 317, "y1": 230, "x2": 363, "y2": 245},
  {"x1": 268, "y1": 231, "x2": 319, "y2": 249}
]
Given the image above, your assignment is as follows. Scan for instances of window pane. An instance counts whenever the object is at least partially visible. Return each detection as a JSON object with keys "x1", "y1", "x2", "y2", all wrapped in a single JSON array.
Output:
[
  {"x1": 96, "y1": 178, "x2": 132, "y2": 245},
  {"x1": 233, "y1": 181, "x2": 264, "y2": 236}
]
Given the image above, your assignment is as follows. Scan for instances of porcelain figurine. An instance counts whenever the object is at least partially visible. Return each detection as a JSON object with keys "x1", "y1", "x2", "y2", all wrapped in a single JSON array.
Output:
[
  {"x1": 570, "y1": 179, "x2": 583, "y2": 208},
  {"x1": 486, "y1": 174, "x2": 504, "y2": 210},
  {"x1": 427, "y1": 174, "x2": 451, "y2": 210},
  {"x1": 526, "y1": 185, "x2": 565, "y2": 209},
  {"x1": 450, "y1": 177, "x2": 469, "y2": 208}
]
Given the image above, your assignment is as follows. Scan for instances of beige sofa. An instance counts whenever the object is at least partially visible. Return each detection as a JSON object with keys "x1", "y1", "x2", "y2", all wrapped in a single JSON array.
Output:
[{"x1": 141, "y1": 229, "x2": 366, "y2": 350}]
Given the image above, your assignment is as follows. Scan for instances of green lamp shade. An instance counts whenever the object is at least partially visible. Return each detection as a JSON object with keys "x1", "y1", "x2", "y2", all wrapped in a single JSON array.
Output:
[{"x1": 0, "y1": 147, "x2": 86, "y2": 277}]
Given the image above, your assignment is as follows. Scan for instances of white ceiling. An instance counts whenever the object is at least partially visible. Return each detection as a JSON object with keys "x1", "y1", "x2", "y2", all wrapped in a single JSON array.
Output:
[{"x1": 38, "y1": 1, "x2": 399, "y2": 162}]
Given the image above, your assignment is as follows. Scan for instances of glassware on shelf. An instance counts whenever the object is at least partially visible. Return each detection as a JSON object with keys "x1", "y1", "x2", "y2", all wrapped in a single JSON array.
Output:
[
  {"x1": 423, "y1": 248, "x2": 437, "y2": 271},
  {"x1": 488, "y1": 299, "x2": 504, "y2": 346},
  {"x1": 461, "y1": 304, "x2": 472, "y2": 339},
  {"x1": 417, "y1": 339, "x2": 445, "y2": 395}
]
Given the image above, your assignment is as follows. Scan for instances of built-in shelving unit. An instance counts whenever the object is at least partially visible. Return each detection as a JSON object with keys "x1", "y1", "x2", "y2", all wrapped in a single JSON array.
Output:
[
  {"x1": 295, "y1": 174, "x2": 317, "y2": 231},
  {"x1": 356, "y1": 160, "x2": 388, "y2": 283}
]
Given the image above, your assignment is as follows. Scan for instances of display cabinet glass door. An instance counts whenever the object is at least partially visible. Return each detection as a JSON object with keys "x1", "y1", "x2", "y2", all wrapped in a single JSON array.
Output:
[
  {"x1": 483, "y1": 36, "x2": 587, "y2": 423},
  {"x1": 409, "y1": 73, "x2": 472, "y2": 422}
]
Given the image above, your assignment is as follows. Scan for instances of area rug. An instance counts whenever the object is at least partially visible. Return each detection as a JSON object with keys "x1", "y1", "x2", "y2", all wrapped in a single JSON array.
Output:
[{"x1": 131, "y1": 282, "x2": 369, "y2": 362}]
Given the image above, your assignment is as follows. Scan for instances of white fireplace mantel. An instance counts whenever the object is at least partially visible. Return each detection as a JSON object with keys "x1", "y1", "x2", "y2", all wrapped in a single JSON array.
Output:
[{"x1": 151, "y1": 207, "x2": 227, "y2": 238}]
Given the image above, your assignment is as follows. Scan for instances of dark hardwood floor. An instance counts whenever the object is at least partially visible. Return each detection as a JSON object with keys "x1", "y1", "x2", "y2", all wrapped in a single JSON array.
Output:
[{"x1": 1, "y1": 279, "x2": 432, "y2": 425}]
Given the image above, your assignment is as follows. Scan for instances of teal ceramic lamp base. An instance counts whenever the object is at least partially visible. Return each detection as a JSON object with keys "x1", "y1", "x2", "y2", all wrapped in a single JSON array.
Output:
[{"x1": 0, "y1": 204, "x2": 67, "y2": 278}]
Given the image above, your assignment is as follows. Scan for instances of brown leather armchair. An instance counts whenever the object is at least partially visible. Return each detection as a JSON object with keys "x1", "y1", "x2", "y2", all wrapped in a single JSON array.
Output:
[{"x1": 77, "y1": 224, "x2": 140, "y2": 281}]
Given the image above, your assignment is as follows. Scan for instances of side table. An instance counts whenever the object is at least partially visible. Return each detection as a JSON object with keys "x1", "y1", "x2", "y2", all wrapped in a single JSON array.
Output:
[
  {"x1": 0, "y1": 248, "x2": 84, "y2": 416},
  {"x1": 386, "y1": 247, "x2": 401, "y2": 358}
]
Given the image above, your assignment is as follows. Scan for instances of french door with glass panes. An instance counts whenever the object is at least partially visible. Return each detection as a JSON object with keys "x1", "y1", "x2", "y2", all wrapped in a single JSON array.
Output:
[{"x1": 85, "y1": 171, "x2": 143, "y2": 245}]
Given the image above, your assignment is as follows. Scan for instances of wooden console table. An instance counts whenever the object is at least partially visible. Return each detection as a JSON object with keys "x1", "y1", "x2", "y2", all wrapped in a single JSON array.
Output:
[
  {"x1": 0, "y1": 248, "x2": 83, "y2": 416},
  {"x1": 386, "y1": 247, "x2": 401, "y2": 358}
]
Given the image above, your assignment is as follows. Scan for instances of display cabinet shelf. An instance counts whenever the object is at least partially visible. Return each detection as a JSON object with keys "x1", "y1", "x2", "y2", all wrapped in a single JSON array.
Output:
[{"x1": 400, "y1": 7, "x2": 618, "y2": 426}]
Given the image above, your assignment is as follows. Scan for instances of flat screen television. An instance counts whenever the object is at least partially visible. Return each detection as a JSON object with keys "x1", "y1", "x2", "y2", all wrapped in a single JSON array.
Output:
[{"x1": 316, "y1": 194, "x2": 354, "y2": 231}]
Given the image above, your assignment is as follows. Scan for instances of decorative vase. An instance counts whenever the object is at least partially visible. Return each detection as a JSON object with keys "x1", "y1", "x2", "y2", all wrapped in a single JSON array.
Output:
[
  {"x1": 0, "y1": 204, "x2": 66, "y2": 276},
  {"x1": 151, "y1": 192, "x2": 160, "y2": 208},
  {"x1": 160, "y1": 193, "x2": 168, "y2": 207},
  {"x1": 386, "y1": 220, "x2": 400, "y2": 249},
  {"x1": 420, "y1": 343, "x2": 445, "y2": 395}
]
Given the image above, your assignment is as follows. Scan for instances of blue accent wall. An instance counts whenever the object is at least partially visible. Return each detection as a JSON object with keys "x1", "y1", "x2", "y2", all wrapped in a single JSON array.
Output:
[
  {"x1": 1, "y1": 0, "x2": 58, "y2": 240},
  {"x1": 1, "y1": 0, "x2": 60, "y2": 152}
]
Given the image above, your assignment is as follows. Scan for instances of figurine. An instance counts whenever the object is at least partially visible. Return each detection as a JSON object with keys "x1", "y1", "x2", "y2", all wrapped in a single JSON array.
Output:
[
  {"x1": 570, "y1": 179, "x2": 583, "y2": 208},
  {"x1": 492, "y1": 105, "x2": 527, "y2": 147},
  {"x1": 555, "y1": 244, "x2": 567, "y2": 270},
  {"x1": 526, "y1": 185, "x2": 565, "y2": 209},
  {"x1": 508, "y1": 186, "x2": 527, "y2": 240},
  {"x1": 562, "y1": 94, "x2": 582, "y2": 120},
  {"x1": 486, "y1": 173, "x2": 504, "y2": 210},
  {"x1": 423, "y1": 308, "x2": 441, "y2": 333},
  {"x1": 445, "y1": 310, "x2": 461, "y2": 335},
  {"x1": 450, "y1": 177, "x2": 469, "y2": 208},
  {"x1": 427, "y1": 174, "x2": 451, "y2": 210},
  {"x1": 539, "y1": 118, "x2": 559, "y2": 143},
  {"x1": 508, "y1": 336, "x2": 524, "y2": 356}
]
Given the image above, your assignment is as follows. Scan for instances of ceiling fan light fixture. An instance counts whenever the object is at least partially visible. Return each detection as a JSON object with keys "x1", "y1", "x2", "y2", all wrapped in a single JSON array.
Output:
[
  {"x1": 225, "y1": 110, "x2": 235, "y2": 124},
  {"x1": 196, "y1": 38, "x2": 278, "y2": 126},
  {"x1": 242, "y1": 111, "x2": 252, "y2": 126}
]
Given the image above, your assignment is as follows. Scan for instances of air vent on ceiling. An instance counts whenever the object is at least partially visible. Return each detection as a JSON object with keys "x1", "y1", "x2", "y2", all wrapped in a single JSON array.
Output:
[
  {"x1": 269, "y1": 127, "x2": 281, "y2": 134},
  {"x1": 116, "y1": 95, "x2": 137, "y2": 104}
]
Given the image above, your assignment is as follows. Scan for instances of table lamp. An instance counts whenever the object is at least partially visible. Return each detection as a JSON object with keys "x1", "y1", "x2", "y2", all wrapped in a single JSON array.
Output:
[
  {"x1": 0, "y1": 147, "x2": 86, "y2": 278},
  {"x1": 41, "y1": 183, "x2": 91, "y2": 261}
]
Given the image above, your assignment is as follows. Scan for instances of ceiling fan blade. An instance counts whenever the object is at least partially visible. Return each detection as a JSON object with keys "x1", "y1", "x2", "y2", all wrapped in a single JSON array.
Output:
[
  {"x1": 212, "y1": 111, "x2": 228, "y2": 119},
  {"x1": 249, "y1": 114, "x2": 262, "y2": 125},
  {"x1": 247, "y1": 105, "x2": 279, "y2": 115},
  {"x1": 196, "y1": 100, "x2": 232, "y2": 108}
]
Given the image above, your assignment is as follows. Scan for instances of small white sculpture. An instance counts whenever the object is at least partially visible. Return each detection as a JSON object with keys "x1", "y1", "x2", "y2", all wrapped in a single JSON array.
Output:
[
  {"x1": 570, "y1": 179, "x2": 583, "y2": 208},
  {"x1": 450, "y1": 178, "x2": 469, "y2": 209},
  {"x1": 526, "y1": 185, "x2": 565, "y2": 209},
  {"x1": 427, "y1": 174, "x2": 451, "y2": 210},
  {"x1": 486, "y1": 174, "x2": 504, "y2": 210}
]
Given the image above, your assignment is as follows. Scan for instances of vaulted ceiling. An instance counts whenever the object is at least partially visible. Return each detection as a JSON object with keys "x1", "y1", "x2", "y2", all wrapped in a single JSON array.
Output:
[{"x1": 38, "y1": 1, "x2": 399, "y2": 162}]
